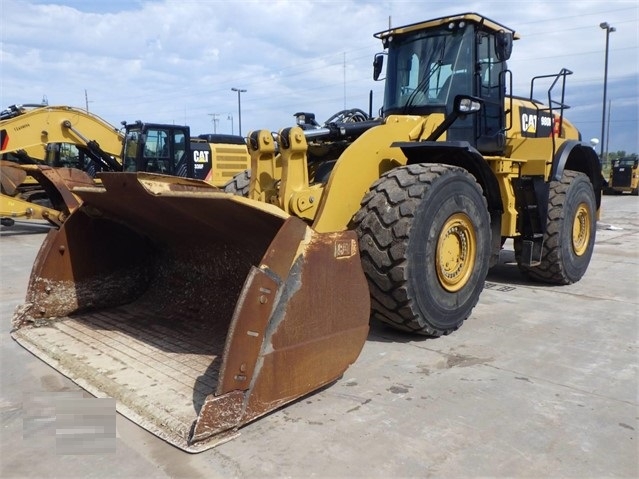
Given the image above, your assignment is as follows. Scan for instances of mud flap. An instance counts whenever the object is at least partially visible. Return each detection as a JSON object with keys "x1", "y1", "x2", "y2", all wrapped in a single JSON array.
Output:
[{"x1": 12, "y1": 172, "x2": 370, "y2": 452}]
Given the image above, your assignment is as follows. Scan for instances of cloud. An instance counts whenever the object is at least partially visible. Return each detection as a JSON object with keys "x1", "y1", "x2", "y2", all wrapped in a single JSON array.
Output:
[{"x1": 1, "y1": 0, "x2": 637, "y2": 152}]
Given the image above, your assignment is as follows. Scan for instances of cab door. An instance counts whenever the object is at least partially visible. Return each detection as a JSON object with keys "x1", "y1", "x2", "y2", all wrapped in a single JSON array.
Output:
[
  {"x1": 137, "y1": 125, "x2": 190, "y2": 176},
  {"x1": 475, "y1": 30, "x2": 507, "y2": 154}
]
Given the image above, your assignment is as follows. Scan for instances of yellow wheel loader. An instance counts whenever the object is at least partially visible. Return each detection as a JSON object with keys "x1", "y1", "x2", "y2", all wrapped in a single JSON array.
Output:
[
  {"x1": 12, "y1": 13, "x2": 601, "y2": 451},
  {"x1": 604, "y1": 157, "x2": 639, "y2": 195}
]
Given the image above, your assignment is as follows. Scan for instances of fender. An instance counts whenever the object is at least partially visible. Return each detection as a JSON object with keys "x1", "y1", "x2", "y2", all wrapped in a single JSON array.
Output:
[
  {"x1": 551, "y1": 140, "x2": 603, "y2": 208},
  {"x1": 393, "y1": 140, "x2": 503, "y2": 214}
]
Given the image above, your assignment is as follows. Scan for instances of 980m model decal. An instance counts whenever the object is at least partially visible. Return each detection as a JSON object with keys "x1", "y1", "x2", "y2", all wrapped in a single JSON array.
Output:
[{"x1": 520, "y1": 106, "x2": 554, "y2": 138}]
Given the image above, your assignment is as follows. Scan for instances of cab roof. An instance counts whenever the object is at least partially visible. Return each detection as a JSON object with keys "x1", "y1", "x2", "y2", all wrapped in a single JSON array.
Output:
[{"x1": 374, "y1": 12, "x2": 521, "y2": 41}]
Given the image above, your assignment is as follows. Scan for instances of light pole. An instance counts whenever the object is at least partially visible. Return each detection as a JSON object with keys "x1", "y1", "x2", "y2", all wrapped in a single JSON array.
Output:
[
  {"x1": 599, "y1": 22, "x2": 615, "y2": 163},
  {"x1": 605, "y1": 99, "x2": 612, "y2": 160},
  {"x1": 231, "y1": 88, "x2": 247, "y2": 136}
]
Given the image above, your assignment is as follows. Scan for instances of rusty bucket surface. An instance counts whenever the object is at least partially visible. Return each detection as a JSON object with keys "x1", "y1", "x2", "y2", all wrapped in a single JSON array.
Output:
[
  {"x1": 11, "y1": 172, "x2": 370, "y2": 451},
  {"x1": 19, "y1": 164, "x2": 96, "y2": 214},
  {"x1": 1, "y1": 162, "x2": 96, "y2": 225},
  {"x1": 0, "y1": 160, "x2": 28, "y2": 196}
]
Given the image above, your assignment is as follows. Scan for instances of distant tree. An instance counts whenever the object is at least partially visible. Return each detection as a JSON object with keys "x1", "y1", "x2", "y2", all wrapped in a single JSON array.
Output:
[{"x1": 608, "y1": 151, "x2": 638, "y2": 161}]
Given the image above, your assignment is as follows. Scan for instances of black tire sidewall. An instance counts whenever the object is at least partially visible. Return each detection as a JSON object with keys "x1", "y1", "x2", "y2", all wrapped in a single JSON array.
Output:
[
  {"x1": 223, "y1": 169, "x2": 251, "y2": 196},
  {"x1": 406, "y1": 172, "x2": 491, "y2": 331},
  {"x1": 556, "y1": 175, "x2": 597, "y2": 282}
]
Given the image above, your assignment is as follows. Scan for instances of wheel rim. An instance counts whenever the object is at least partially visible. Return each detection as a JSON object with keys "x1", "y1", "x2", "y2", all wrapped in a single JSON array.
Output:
[
  {"x1": 436, "y1": 213, "x2": 476, "y2": 292},
  {"x1": 572, "y1": 202, "x2": 591, "y2": 256}
]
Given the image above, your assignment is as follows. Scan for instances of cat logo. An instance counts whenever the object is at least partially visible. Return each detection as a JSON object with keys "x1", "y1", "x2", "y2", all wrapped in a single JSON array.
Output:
[
  {"x1": 193, "y1": 150, "x2": 210, "y2": 163},
  {"x1": 520, "y1": 107, "x2": 553, "y2": 138},
  {"x1": 522, "y1": 112, "x2": 538, "y2": 134}
]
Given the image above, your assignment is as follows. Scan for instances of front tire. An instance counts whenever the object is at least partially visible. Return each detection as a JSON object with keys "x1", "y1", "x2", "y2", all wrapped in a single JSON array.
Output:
[
  {"x1": 516, "y1": 170, "x2": 597, "y2": 284},
  {"x1": 353, "y1": 164, "x2": 491, "y2": 336}
]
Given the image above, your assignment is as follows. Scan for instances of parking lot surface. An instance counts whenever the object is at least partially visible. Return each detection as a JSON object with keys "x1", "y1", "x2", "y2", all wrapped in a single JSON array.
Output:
[{"x1": 1, "y1": 195, "x2": 637, "y2": 478}]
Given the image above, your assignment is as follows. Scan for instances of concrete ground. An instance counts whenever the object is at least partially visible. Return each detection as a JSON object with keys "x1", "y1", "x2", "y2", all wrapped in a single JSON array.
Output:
[{"x1": 0, "y1": 194, "x2": 637, "y2": 478}]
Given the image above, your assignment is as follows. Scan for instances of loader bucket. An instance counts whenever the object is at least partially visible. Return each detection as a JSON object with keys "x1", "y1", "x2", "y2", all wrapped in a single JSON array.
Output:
[{"x1": 11, "y1": 172, "x2": 370, "y2": 452}]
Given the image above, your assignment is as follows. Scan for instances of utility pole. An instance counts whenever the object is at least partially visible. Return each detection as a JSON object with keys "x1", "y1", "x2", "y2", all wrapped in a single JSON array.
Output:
[
  {"x1": 228, "y1": 114, "x2": 234, "y2": 135},
  {"x1": 343, "y1": 52, "x2": 346, "y2": 110},
  {"x1": 208, "y1": 113, "x2": 220, "y2": 133},
  {"x1": 84, "y1": 89, "x2": 93, "y2": 112},
  {"x1": 231, "y1": 88, "x2": 247, "y2": 136}
]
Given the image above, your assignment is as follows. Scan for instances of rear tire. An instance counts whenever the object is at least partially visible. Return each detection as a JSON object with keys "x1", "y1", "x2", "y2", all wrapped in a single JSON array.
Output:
[
  {"x1": 26, "y1": 192, "x2": 53, "y2": 209},
  {"x1": 353, "y1": 164, "x2": 491, "y2": 336},
  {"x1": 223, "y1": 169, "x2": 251, "y2": 197},
  {"x1": 515, "y1": 170, "x2": 596, "y2": 284}
]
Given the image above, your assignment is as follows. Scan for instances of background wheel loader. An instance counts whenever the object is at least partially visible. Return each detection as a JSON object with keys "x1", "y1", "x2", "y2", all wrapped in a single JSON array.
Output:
[
  {"x1": 0, "y1": 106, "x2": 250, "y2": 226},
  {"x1": 12, "y1": 12, "x2": 601, "y2": 452},
  {"x1": 604, "y1": 156, "x2": 639, "y2": 195}
]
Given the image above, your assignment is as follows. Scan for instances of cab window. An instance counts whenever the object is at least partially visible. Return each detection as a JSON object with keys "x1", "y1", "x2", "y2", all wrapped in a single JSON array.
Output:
[{"x1": 143, "y1": 129, "x2": 170, "y2": 173}]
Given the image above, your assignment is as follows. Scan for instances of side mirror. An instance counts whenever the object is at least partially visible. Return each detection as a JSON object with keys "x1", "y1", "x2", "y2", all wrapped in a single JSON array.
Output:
[
  {"x1": 373, "y1": 53, "x2": 384, "y2": 81},
  {"x1": 495, "y1": 31, "x2": 513, "y2": 61}
]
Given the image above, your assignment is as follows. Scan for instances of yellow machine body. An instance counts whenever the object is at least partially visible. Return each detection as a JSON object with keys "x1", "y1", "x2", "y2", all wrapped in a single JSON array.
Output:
[{"x1": 12, "y1": 13, "x2": 602, "y2": 451}]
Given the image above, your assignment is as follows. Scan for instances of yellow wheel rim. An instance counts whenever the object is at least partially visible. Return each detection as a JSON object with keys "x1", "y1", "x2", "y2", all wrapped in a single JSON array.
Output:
[
  {"x1": 436, "y1": 213, "x2": 476, "y2": 292},
  {"x1": 572, "y1": 202, "x2": 591, "y2": 256}
]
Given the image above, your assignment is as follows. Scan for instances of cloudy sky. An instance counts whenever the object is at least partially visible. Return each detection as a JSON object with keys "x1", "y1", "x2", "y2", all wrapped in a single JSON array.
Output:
[{"x1": 1, "y1": 0, "x2": 637, "y2": 154}]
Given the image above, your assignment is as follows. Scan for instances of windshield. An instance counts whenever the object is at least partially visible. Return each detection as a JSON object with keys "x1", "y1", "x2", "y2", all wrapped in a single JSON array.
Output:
[
  {"x1": 46, "y1": 143, "x2": 81, "y2": 169},
  {"x1": 45, "y1": 143, "x2": 99, "y2": 176},
  {"x1": 382, "y1": 24, "x2": 474, "y2": 115},
  {"x1": 614, "y1": 158, "x2": 638, "y2": 168}
]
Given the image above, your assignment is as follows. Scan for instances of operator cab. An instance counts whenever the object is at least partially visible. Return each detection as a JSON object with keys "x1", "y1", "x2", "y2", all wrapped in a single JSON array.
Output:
[
  {"x1": 122, "y1": 122, "x2": 190, "y2": 177},
  {"x1": 44, "y1": 143, "x2": 121, "y2": 177},
  {"x1": 374, "y1": 13, "x2": 516, "y2": 154}
]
